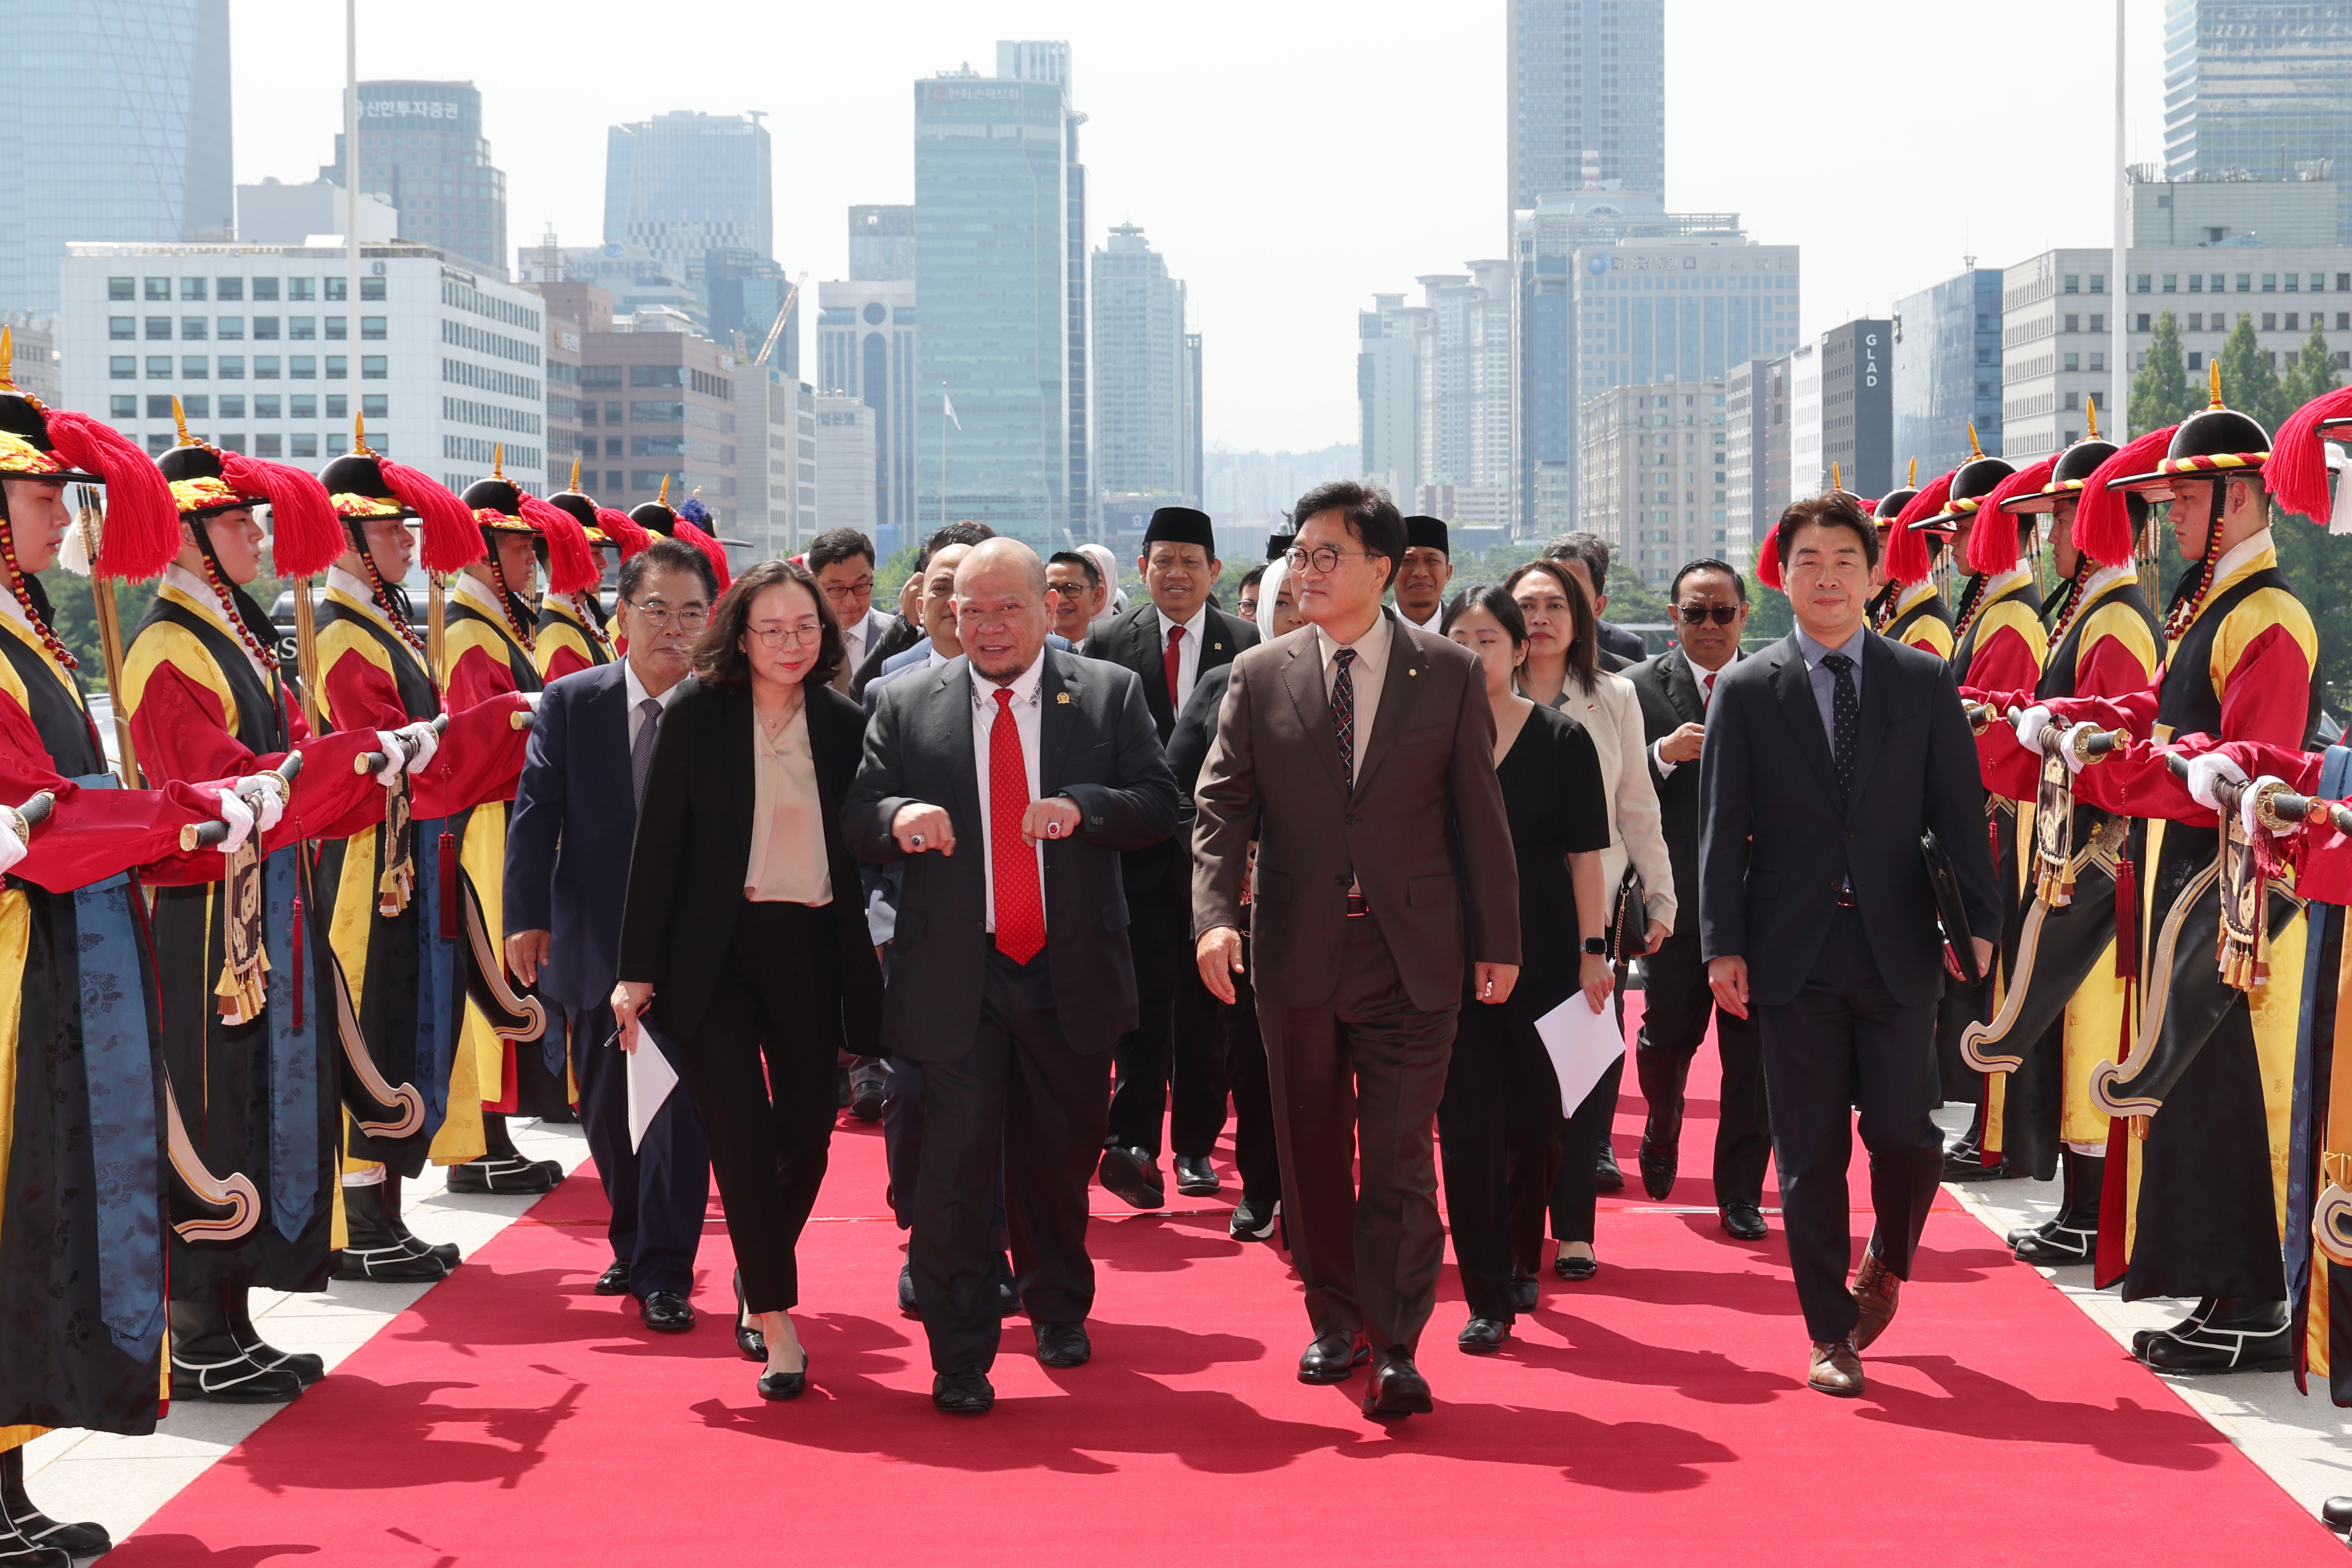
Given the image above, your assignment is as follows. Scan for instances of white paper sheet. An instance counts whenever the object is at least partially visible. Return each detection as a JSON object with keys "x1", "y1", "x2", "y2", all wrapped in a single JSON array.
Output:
[
  {"x1": 626, "y1": 1023, "x2": 679, "y2": 1152},
  {"x1": 1534, "y1": 989, "x2": 1626, "y2": 1116}
]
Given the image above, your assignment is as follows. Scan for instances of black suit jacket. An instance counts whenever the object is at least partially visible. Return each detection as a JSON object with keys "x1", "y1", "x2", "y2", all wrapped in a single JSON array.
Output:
[
  {"x1": 615, "y1": 676, "x2": 885, "y2": 1048},
  {"x1": 1625, "y1": 645, "x2": 1728, "y2": 942},
  {"x1": 1696, "y1": 629, "x2": 1999, "y2": 1009},
  {"x1": 843, "y1": 648, "x2": 1179, "y2": 1060},
  {"x1": 1597, "y1": 620, "x2": 1646, "y2": 664},
  {"x1": 1081, "y1": 599, "x2": 1258, "y2": 894},
  {"x1": 503, "y1": 660, "x2": 640, "y2": 1011},
  {"x1": 1167, "y1": 663, "x2": 1231, "y2": 836},
  {"x1": 849, "y1": 613, "x2": 923, "y2": 701}
]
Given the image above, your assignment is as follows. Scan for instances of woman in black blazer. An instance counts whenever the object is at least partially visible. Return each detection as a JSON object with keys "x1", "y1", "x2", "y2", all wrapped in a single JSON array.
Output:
[{"x1": 615, "y1": 557, "x2": 884, "y2": 1402}]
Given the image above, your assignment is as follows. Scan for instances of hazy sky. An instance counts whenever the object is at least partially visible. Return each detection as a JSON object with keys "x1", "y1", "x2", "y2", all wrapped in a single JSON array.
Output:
[{"x1": 226, "y1": 1, "x2": 2170, "y2": 453}]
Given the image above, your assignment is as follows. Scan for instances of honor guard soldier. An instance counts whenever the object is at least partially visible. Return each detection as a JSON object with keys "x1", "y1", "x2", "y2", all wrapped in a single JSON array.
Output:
[
  {"x1": 1869, "y1": 462, "x2": 1956, "y2": 657},
  {"x1": 534, "y1": 460, "x2": 651, "y2": 683}
]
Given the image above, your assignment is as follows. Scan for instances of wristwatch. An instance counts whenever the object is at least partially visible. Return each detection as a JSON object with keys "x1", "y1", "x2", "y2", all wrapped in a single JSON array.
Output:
[{"x1": 1583, "y1": 937, "x2": 1609, "y2": 957}]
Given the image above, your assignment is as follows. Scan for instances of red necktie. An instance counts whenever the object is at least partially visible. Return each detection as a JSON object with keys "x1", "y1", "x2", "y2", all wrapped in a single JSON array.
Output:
[
  {"x1": 1703, "y1": 670, "x2": 1716, "y2": 706},
  {"x1": 988, "y1": 688, "x2": 1046, "y2": 965},
  {"x1": 1163, "y1": 622, "x2": 1184, "y2": 707}
]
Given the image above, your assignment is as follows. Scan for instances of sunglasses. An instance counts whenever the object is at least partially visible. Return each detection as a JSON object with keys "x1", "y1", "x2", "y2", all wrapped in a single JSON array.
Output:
[{"x1": 1672, "y1": 603, "x2": 1741, "y2": 626}]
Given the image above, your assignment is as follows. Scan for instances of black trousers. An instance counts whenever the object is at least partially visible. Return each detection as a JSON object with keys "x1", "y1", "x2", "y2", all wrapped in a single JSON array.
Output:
[
  {"x1": 1639, "y1": 928, "x2": 1770, "y2": 1208},
  {"x1": 670, "y1": 901, "x2": 840, "y2": 1315},
  {"x1": 1106, "y1": 878, "x2": 1224, "y2": 1156},
  {"x1": 570, "y1": 1001, "x2": 711, "y2": 1299},
  {"x1": 913, "y1": 946, "x2": 1112, "y2": 1375},
  {"x1": 1258, "y1": 916, "x2": 1456, "y2": 1355},
  {"x1": 1548, "y1": 982, "x2": 1626, "y2": 1244},
  {"x1": 1222, "y1": 947, "x2": 1281, "y2": 1204},
  {"x1": 1755, "y1": 906, "x2": 1943, "y2": 1345},
  {"x1": 1438, "y1": 992, "x2": 1565, "y2": 1321}
]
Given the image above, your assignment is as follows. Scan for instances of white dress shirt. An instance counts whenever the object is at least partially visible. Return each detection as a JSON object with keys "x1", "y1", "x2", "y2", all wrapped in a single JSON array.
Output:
[
  {"x1": 1313, "y1": 606, "x2": 1394, "y2": 769},
  {"x1": 969, "y1": 655, "x2": 1047, "y2": 936},
  {"x1": 1403, "y1": 602, "x2": 1444, "y2": 635},
  {"x1": 838, "y1": 607, "x2": 883, "y2": 672},
  {"x1": 622, "y1": 656, "x2": 685, "y2": 754},
  {"x1": 1154, "y1": 603, "x2": 1207, "y2": 709},
  {"x1": 1648, "y1": 654, "x2": 1731, "y2": 777}
]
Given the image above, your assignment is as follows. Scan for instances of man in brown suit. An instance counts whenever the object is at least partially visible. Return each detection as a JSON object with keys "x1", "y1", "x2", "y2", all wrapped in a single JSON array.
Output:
[{"x1": 1193, "y1": 480, "x2": 1519, "y2": 1419}]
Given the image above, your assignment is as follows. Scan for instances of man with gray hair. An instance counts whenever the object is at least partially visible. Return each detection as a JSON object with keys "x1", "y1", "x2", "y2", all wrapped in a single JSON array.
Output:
[{"x1": 847, "y1": 538, "x2": 1178, "y2": 1415}]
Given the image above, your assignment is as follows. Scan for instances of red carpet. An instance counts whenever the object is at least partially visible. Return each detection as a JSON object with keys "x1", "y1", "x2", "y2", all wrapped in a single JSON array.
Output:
[{"x1": 114, "y1": 999, "x2": 2340, "y2": 1566}]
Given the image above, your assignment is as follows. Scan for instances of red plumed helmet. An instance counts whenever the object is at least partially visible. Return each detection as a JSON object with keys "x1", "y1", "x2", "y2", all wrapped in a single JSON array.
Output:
[
  {"x1": 1882, "y1": 471, "x2": 1952, "y2": 587},
  {"x1": 1755, "y1": 528, "x2": 1784, "y2": 591},
  {"x1": 2270, "y1": 385, "x2": 2352, "y2": 523},
  {"x1": 672, "y1": 520, "x2": 731, "y2": 592},
  {"x1": 1963, "y1": 458, "x2": 2059, "y2": 576},
  {"x1": 525, "y1": 495, "x2": 600, "y2": 595},
  {"x1": 2073, "y1": 426, "x2": 2177, "y2": 568},
  {"x1": 219, "y1": 451, "x2": 343, "y2": 578},
  {"x1": 594, "y1": 507, "x2": 650, "y2": 559},
  {"x1": 378, "y1": 458, "x2": 483, "y2": 574},
  {"x1": 42, "y1": 410, "x2": 178, "y2": 581}
]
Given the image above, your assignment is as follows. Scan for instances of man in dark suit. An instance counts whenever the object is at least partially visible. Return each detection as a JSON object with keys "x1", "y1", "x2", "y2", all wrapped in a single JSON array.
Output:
[
  {"x1": 1084, "y1": 505, "x2": 1258, "y2": 1208},
  {"x1": 505, "y1": 536, "x2": 718, "y2": 1333},
  {"x1": 1194, "y1": 480, "x2": 1519, "y2": 1419},
  {"x1": 849, "y1": 522, "x2": 994, "y2": 698},
  {"x1": 846, "y1": 538, "x2": 1177, "y2": 1415},
  {"x1": 1624, "y1": 558, "x2": 1770, "y2": 1239},
  {"x1": 1544, "y1": 531, "x2": 1645, "y2": 669},
  {"x1": 1698, "y1": 494, "x2": 1999, "y2": 1398}
]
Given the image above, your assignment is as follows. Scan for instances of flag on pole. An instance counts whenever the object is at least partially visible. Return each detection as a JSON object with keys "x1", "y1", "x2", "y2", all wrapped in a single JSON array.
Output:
[{"x1": 943, "y1": 391, "x2": 961, "y2": 430}]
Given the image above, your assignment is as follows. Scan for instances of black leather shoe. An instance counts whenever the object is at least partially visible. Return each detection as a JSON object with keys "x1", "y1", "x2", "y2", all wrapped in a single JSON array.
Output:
[
  {"x1": 1034, "y1": 1321, "x2": 1091, "y2": 1368},
  {"x1": 593, "y1": 1259, "x2": 631, "y2": 1296},
  {"x1": 1173, "y1": 1155, "x2": 1221, "y2": 1196},
  {"x1": 897, "y1": 1261, "x2": 919, "y2": 1319},
  {"x1": 640, "y1": 1290, "x2": 695, "y2": 1333},
  {"x1": 1721, "y1": 1201, "x2": 1767, "y2": 1241},
  {"x1": 1636, "y1": 1134, "x2": 1678, "y2": 1201},
  {"x1": 933, "y1": 1369, "x2": 994, "y2": 1414},
  {"x1": 1297, "y1": 1333, "x2": 1369, "y2": 1384},
  {"x1": 1097, "y1": 1145, "x2": 1165, "y2": 1209},
  {"x1": 850, "y1": 1076, "x2": 885, "y2": 1122},
  {"x1": 1508, "y1": 1270, "x2": 1539, "y2": 1312},
  {"x1": 733, "y1": 1271, "x2": 766, "y2": 1362},
  {"x1": 1457, "y1": 1317, "x2": 1509, "y2": 1354},
  {"x1": 1594, "y1": 1142, "x2": 1625, "y2": 1192},
  {"x1": 757, "y1": 1351, "x2": 809, "y2": 1402},
  {"x1": 1229, "y1": 1194, "x2": 1279, "y2": 1241},
  {"x1": 994, "y1": 1258, "x2": 1020, "y2": 1318},
  {"x1": 1363, "y1": 1348, "x2": 1433, "y2": 1418},
  {"x1": 2322, "y1": 1496, "x2": 2352, "y2": 1532}
]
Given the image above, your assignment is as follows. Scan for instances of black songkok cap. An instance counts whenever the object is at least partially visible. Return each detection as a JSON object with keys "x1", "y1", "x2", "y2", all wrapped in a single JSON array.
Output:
[
  {"x1": 1403, "y1": 515, "x2": 1449, "y2": 555},
  {"x1": 1266, "y1": 531, "x2": 1295, "y2": 562},
  {"x1": 1143, "y1": 505, "x2": 1215, "y2": 553}
]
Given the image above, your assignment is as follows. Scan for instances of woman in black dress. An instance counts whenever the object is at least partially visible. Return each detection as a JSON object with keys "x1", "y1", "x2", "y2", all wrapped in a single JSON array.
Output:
[{"x1": 1437, "y1": 585, "x2": 1613, "y2": 1354}]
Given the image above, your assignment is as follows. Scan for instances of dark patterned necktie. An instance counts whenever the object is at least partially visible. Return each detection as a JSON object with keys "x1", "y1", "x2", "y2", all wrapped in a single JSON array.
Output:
[
  {"x1": 1822, "y1": 651, "x2": 1858, "y2": 799},
  {"x1": 631, "y1": 697, "x2": 662, "y2": 806},
  {"x1": 1330, "y1": 647, "x2": 1357, "y2": 792}
]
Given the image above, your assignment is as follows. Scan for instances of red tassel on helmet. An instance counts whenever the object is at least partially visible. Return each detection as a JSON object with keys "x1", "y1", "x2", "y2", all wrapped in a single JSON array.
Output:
[
  {"x1": 2271, "y1": 384, "x2": 2352, "y2": 522},
  {"x1": 379, "y1": 459, "x2": 484, "y2": 574},
  {"x1": 1964, "y1": 457, "x2": 2059, "y2": 577},
  {"x1": 672, "y1": 521, "x2": 732, "y2": 592},
  {"x1": 526, "y1": 496, "x2": 600, "y2": 595},
  {"x1": 1882, "y1": 471, "x2": 1952, "y2": 587},
  {"x1": 219, "y1": 452, "x2": 343, "y2": 578},
  {"x1": 2073, "y1": 426, "x2": 2177, "y2": 568},
  {"x1": 594, "y1": 507, "x2": 650, "y2": 559},
  {"x1": 1755, "y1": 527, "x2": 1783, "y2": 591},
  {"x1": 43, "y1": 409, "x2": 178, "y2": 581}
]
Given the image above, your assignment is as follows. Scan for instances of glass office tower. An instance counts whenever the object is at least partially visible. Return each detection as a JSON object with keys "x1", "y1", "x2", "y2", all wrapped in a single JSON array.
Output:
[
  {"x1": 1508, "y1": 0, "x2": 1666, "y2": 216},
  {"x1": 605, "y1": 111, "x2": 774, "y2": 277},
  {"x1": 2165, "y1": 0, "x2": 2352, "y2": 240}
]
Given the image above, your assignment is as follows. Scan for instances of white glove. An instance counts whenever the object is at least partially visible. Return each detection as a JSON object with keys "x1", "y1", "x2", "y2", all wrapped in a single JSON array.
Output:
[
  {"x1": 0, "y1": 811, "x2": 25, "y2": 877},
  {"x1": 231, "y1": 774, "x2": 285, "y2": 835},
  {"x1": 397, "y1": 721, "x2": 440, "y2": 775},
  {"x1": 370, "y1": 729, "x2": 409, "y2": 787},
  {"x1": 522, "y1": 691, "x2": 543, "y2": 712},
  {"x1": 2057, "y1": 723, "x2": 2107, "y2": 776},
  {"x1": 2013, "y1": 705, "x2": 2055, "y2": 757},
  {"x1": 2247, "y1": 775, "x2": 2290, "y2": 839},
  {"x1": 2183, "y1": 749, "x2": 2249, "y2": 812},
  {"x1": 212, "y1": 787, "x2": 255, "y2": 855}
]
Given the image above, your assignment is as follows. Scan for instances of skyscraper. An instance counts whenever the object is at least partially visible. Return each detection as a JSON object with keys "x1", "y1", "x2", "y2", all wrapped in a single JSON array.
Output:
[
  {"x1": 1818, "y1": 318, "x2": 1892, "y2": 498},
  {"x1": 850, "y1": 205, "x2": 914, "y2": 282},
  {"x1": 2165, "y1": 0, "x2": 2352, "y2": 239},
  {"x1": 914, "y1": 60, "x2": 1073, "y2": 545},
  {"x1": 995, "y1": 41, "x2": 1091, "y2": 537},
  {"x1": 1507, "y1": 0, "x2": 1666, "y2": 217},
  {"x1": 604, "y1": 112, "x2": 774, "y2": 276},
  {"x1": 1359, "y1": 292, "x2": 1429, "y2": 504},
  {"x1": 1892, "y1": 267, "x2": 2003, "y2": 481},
  {"x1": 1415, "y1": 263, "x2": 1516, "y2": 527},
  {"x1": 1092, "y1": 224, "x2": 1195, "y2": 505},
  {"x1": 329, "y1": 81, "x2": 507, "y2": 279},
  {"x1": 818, "y1": 268, "x2": 916, "y2": 550},
  {"x1": 0, "y1": 0, "x2": 234, "y2": 317}
]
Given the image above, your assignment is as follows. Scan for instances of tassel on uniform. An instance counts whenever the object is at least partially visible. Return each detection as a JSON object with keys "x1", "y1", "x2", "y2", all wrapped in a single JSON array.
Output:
[
  {"x1": 438, "y1": 831, "x2": 459, "y2": 941},
  {"x1": 2113, "y1": 853, "x2": 2139, "y2": 980},
  {"x1": 288, "y1": 888, "x2": 305, "y2": 1031}
]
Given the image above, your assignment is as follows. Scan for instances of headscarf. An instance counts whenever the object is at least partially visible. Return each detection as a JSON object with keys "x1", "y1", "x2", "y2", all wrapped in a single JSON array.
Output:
[{"x1": 1254, "y1": 554, "x2": 1291, "y2": 636}]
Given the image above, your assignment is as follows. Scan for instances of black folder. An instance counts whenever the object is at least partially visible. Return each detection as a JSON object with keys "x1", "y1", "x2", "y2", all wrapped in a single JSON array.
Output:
[{"x1": 1921, "y1": 829, "x2": 1981, "y2": 985}]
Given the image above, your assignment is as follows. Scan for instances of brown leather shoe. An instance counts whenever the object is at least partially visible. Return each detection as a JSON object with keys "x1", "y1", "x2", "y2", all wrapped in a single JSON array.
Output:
[
  {"x1": 1851, "y1": 1251, "x2": 1900, "y2": 1351},
  {"x1": 1807, "y1": 1336, "x2": 1864, "y2": 1397}
]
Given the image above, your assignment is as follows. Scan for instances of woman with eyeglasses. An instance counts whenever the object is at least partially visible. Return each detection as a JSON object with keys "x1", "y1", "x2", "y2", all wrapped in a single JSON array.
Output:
[
  {"x1": 1504, "y1": 557, "x2": 1676, "y2": 1282},
  {"x1": 613, "y1": 557, "x2": 884, "y2": 1402}
]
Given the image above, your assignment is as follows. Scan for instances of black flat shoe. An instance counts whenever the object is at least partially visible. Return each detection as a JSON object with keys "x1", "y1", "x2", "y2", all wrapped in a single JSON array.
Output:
[
  {"x1": 758, "y1": 1352, "x2": 809, "y2": 1402},
  {"x1": 1594, "y1": 1142, "x2": 1626, "y2": 1193},
  {"x1": 1721, "y1": 1201, "x2": 1768, "y2": 1242},
  {"x1": 1553, "y1": 1249, "x2": 1598, "y2": 1281},
  {"x1": 733, "y1": 1272, "x2": 766, "y2": 1362},
  {"x1": 1457, "y1": 1317, "x2": 1508, "y2": 1354},
  {"x1": 593, "y1": 1259, "x2": 631, "y2": 1296},
  {"x1": 1034, "y1": 1321, "x2": 1090, "y2": 1368},
  {"x1": 933, "y1": 1369, "x2": 994, "y2": 1414},
  {"x1": 640, "y1": 1290, "x2": 696, "y2": 1333},
  {"x1": 1297, "y1": 1333, "x2": 1369, "y2": 1384}
]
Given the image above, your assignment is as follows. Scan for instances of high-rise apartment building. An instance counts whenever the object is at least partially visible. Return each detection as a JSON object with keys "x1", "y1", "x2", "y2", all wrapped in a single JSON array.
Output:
[
  {"x1": 1415, "y1": 263, "x2": 1516, "y2": 527},
  {"x1": 818, "y1": 261, "x2": 917, "y2": 550},
  {"x1": 1359, "y1": 293, "x2": 1429, "y2": 504},
  {"x1": 328, "y1": 81, "x2": 507, "y2": 280},
  {"x1": 1893, "y1": 268, "x2": 2003, "y2": 480},
  {"x1": 0, "y1": 1, "x2": 233, "y2": 316},
  {"x1": 1722, "y1": 354, "x2": 1790, "y2": 556},
  {"x1": 994, "y1": 41, "x2": 1091, "y2": 538},
  {"x1": 1092, "y1": 224, "x2": 1196, "y2": 506},
  {"x1": 913, "y1": 61, "x2": 1073, "y2": 545},
  {"x1": 1578, "y1": 381, "x2": 1725, "y2": 588},
  {"x1": 1788, "y1": 341, "x2": 1821, "y2": 500},
  {"x1": 1818, "y1": 319, "x2": 1893, "y2": 498},
  {"x1": 2164, "y1": 0, "x2": 2352, "y2": 241},
  {"x1": 735, "y1": 364, "x2": 815, "y2": 559},
  {"x1": 851, "y1": 205, "x2": 915, "y2": 282},
  {"x1": 1507, "y1": 0, "x2": 1666, "y2": 215},
  {"x1": 603, "y1": 112, "x2": 774, "y2": 278},
  {"x1": 816, "y1": 395, "x2": 879, "y2": 535}
]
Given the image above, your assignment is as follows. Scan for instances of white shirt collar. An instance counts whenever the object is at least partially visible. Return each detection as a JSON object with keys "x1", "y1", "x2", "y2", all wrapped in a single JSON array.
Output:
[
  {"x1": 0, "y1": 581, "x2": 31, "y2": 634},
  {"x1": 1895, "y1": 579, "x2": 1940, "y2": 616},
  {"x1": 453, "y1": 571, "x2": 508, "y2": 619},
  {"x1": 2081, "y1": 563, "x2": 2135, "y2": 600},
  {"x1": 1154, "y1": 602, "x2": 1206, "y2": 639},
  {"x1": 622, "y1": 657, "x2": 684, "y2": 713},
  {"x1": 969, "y1": 651, "x2": 1046, "y2": 710},
  {"x1": 2208, "y1": 525, "x2": 2276, "y2": 595},
  {"x1": 1982, "y1": 565, "x2": 2034, "y2": 601},
  {"x1": 926, "y1": 642, "x2": 948, "y2": 669},
  {"x1": 1313, "y1": 605, "x2": 1394, "y2": 671},
  {"x1": 1403, "y1": 602, "x2": 1444, "y2": 634}
]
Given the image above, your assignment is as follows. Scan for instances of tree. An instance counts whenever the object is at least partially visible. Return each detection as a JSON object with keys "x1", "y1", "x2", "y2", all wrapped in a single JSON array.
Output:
[
  {"x1": 2129, "y1": 308, "x2": 2195, "y2": 437},
  {"x1": 2218, "y1": 310, "x2": 2289, "y2": 431},
  {"x1": 2281, "y1": 315, "x2": 2342, "y2": 416}
]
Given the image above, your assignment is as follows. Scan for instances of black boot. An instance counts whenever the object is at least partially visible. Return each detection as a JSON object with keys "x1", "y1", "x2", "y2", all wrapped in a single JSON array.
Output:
[
  {"x1": 1941, "y1": 1096, "x2": 2015, "y2": 1180},
  {"x1": 2137, "y1": 1296, "x2": 2292, "y2": 1373},
  {"x1": 445, "y1": 1113, "x2": 561, "y2": 1193},
  {"x1": 170, "y1": 1293, "x2": 303, "y2": 1403},
  {"x1": 224, "y1": 1283, "x2": 324, "y2": 1387},
  {"x1": 384, "y1": 1174, "x2": 460, "y2": 1268},
  {"x1": 2013, "y1": 1148, "x2": 2103, "y2": 1266},
  {"x1": 334, "y1": 1180, "x2": 450, "y2": 1282},
  {"x1": 0, "y1": 1448, "x2": 101, "y2": 1562},
  {"x1": 1633, "y1": 1044, "x2": 1693, "y2": 1201},
  {"x1": 2132, "y1": 1297, "x2": 2216, "y2": 1360}
]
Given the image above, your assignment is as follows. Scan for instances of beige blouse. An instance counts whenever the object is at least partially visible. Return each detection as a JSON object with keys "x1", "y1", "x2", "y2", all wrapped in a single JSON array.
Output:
[{"x1": 745, "y1": 704, "x2": 832, "y2": 905}]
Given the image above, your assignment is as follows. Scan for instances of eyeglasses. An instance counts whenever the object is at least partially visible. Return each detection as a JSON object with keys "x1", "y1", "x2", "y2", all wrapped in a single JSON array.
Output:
[
  {"x1": 748, "y1": 623, "x2": 825, "y2": 649},
  {"x1": 626, "y1": 600, "x2": 708, "y2": 632},
  {"x1": 1673, "y1": 603, "x2": 1741, "y2": 626},
  {"x1": 1286, "y1": 545, "x2": 1375, "y2": 574},
  {"x1": 820, "y1": 580, "x2": 872, "y2": 601}
]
